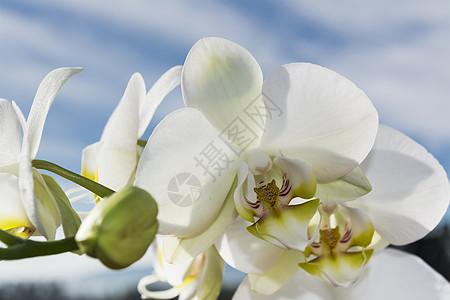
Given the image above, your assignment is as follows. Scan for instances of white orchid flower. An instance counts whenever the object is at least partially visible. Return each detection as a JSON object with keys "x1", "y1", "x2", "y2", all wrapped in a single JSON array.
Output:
[
  {"x1": 222, "y1": 125, "x2": 449, "y2": 294},
  {"x1": 0, "y1": 67, "x2": 83, "y2": 240},
  {"x1": 138, "y1": 239, "x2": 224, "y2": 300},
  {"x1": 135, "y1": 37, "x2": 449, "y2": 294},
  {"x1": 135, "y1": 37, "x2": 378, "y2": 269},
  {"x1": 233, "y1": 248, "x2": 450, "y2": 300},
  {"x1": 81, "y1": 66, "x2": 181, "y2": 194}
]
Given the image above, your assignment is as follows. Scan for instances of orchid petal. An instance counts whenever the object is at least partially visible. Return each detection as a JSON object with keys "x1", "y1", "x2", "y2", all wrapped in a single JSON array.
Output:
[
  {"x1": 17, "y1": 101, "x2": 62, "y2": 240},
  {"x1": 299, "y1": 249, "x2": 373, "y2": 288},
  {"x1": 215, "y1": 217, "x2": 283, "y2": 274},
  {"x1": 247, "y1": 199, "x2": 320, "y2": 250},
  {"x1": 339, "y1": 249, "x2": 450, "y2": 300},
  {"x1": 28, "y1": 169, "x2": 62, "y2": 239},
  {"x1": 349, "y1": 125, "x2": 450, "y2": 245},
  {"x1": 42, "y1": 174, "x2": 81, "y2": 238},
  {"x1": 0, "y1": 99, "x2": 22, "y2": 166},
  {"x1": 234, "y1": 162, "x2": 257, "y2": 222},
  {"x1": 316, "y1": 166, "x2": 372, "y2": 202},
  {"x1": 368, "y1": 231, "x2": 390, "y2": 252},
  {"x1": 97, "y1": 73, "x2": 144, "y2": 191},
  {"x1": 235, "y1": 249, "x2": 450, "y2": 299},
  {"x1": 17, "y1": 113, "x2": 51, "y2": 238},
  {"x1": 148, "y1": 239, "x2": 165, "y2": 279},
  {"x1": 27, "y1": 67, "x2": 83, "y2": 159},
  {"x1": 193, "y1": 246, "x2": 225, "y2": 300},
  {"x1": 274, "y1": 154, "x2": 317, "y2": 200},
  {"x1": 161, "y1": 253, "x2": 195, "y2": 287},
  {"x1": 182, "y1": 37, "x2": 264, "y2": 147},
  {"x1": 260, "y1": 63, "x2": 378, "y2": 181},
  {"x1": 337, "y1": 205, "x2": 374, "y2": 249},
  {"x1": 135, "y1": 108, "x2": 237, "y2": 237},
  {"x1": 0, "y1": 172, "x2": 33, "y2": 231},
  {"x1": 163, "y1": 181, "x2": 238, "y2": 264},
  {"x1": 233, "y1": 273, "x2": 332, "y2": 300},
  {"x1": 81, "y1": 142, "x2": 100, "y2": 182},
  {"x1": 248, "y1": 249, "x2": 304, "y2": 295},
  {"x1": 138, "y1": 65, "x2": 182, "y2": 137},
  {"x1": 139, "y1": 239, "x2": 188, "y2": 298},
  {"x1": 300, "y1": 205, "x2": 374, "y2": 286}
]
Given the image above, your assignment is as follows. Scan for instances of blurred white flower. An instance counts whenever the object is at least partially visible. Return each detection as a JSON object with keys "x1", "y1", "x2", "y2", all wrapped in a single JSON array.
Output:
[{"x1": 138, "y1": 240, "x2": 224, "y2": 300}]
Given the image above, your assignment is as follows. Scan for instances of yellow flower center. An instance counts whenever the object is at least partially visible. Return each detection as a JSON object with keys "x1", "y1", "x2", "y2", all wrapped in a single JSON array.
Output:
[
  {"x1": 254, "y1": 179, "x2": 279, "y2": 210},
  {"x1": 320, "y1": 226, "x2": 340, "y2": 251}
]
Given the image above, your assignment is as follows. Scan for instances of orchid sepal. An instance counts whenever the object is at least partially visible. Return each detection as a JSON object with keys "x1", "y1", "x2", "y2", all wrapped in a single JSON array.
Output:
[
  {"x1": 316, "y1": 166, "x2": 372, "y2": 202},
  {"x1": 163, "y1": 179, "x2": 238, "y2": 264}
]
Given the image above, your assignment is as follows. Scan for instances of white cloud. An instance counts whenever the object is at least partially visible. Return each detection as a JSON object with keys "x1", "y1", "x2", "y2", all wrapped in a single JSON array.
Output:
[
  {"x1": 1, "y1": 1, "x2": 448, "y2": 179},
  {"x1": 276, "y1": 0, "x2": 450, "y2": 149}
]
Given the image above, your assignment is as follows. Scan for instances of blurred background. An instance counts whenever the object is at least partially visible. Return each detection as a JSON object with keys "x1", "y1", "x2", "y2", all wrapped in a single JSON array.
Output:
[{"x1": 1, "y1": 0, "x2": 449, "y2": 299}]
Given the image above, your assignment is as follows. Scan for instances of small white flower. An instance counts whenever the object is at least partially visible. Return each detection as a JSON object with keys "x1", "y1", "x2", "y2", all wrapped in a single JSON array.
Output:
[
  {"x1": 81, "y1": 66, "x2": 182, "y2": 193},
  {"x1": 0, "y1": 68, "x2": 82, "y2": 239}
]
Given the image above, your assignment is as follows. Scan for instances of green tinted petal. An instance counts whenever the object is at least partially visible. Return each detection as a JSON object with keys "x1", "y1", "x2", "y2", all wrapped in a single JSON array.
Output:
[
  {"x1": 299, "y1": 249, "x2": 374, "y2": 287},
  {"x1": 274, "y1": 155, "x2": 317, "y2": 200},
  {"x1": 248, "y1": 249, "x2": 304, "y2": 295},
  {"x1": 315, "y1": 166, "x2": 372, "y2": 202},
  {"x1": 247, "y1": 199, "x2": 320, "y2": 250},
  {"x1": 194, "y1": 246, "x2": 225, "y2": 300},
  {"x1": 340, "y1": 206, "x2": 374, "y2": 248},
  {"x1": 31, "y1": 169, "x2": 61, "y2": 239},
  {"x1": 42, "y1": 174, "x2": 81, "y2": 238}
]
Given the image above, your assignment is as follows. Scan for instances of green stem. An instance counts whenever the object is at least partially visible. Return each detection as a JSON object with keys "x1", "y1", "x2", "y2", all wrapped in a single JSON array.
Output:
[
  {"x1": 0, "y1": 230, "x2": 79, "y2": 260},
  {"x1": 0, "y1": 229, "x2": 23, "y2": 246},
  {"x1": 32, "y1": 159, "x2": 114, "y2": 198}
]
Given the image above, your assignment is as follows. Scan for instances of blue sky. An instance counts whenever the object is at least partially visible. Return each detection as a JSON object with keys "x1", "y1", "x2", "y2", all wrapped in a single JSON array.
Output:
[{"x1": 1, "y1": 0, "x2": 449, "y2": 295}]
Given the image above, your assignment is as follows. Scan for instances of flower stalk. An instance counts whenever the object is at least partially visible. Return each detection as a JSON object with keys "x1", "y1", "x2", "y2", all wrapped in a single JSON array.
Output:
[
  {"x1": 0, "y1": 229, "x2": 78, "y2": 259},
  {"x1": 32, "y1": 159, "x2": 114, "y2": 198}
]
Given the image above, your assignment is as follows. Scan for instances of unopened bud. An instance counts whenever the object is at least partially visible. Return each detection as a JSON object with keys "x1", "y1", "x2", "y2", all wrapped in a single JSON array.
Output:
[{"x1": 75, "y1": 186, "x2": 158, "y2": 269}]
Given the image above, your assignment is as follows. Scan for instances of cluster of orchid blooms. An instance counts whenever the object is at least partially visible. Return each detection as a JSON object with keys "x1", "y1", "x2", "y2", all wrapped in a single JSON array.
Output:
[{"x1": 1, "y1": 37, "x2": 449, "y2": 299}]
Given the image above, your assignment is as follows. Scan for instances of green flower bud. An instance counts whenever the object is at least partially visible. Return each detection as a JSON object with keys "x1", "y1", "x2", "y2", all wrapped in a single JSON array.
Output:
[{"x1": 75, "y1": 186, "x2": 158, "y2": 269}]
